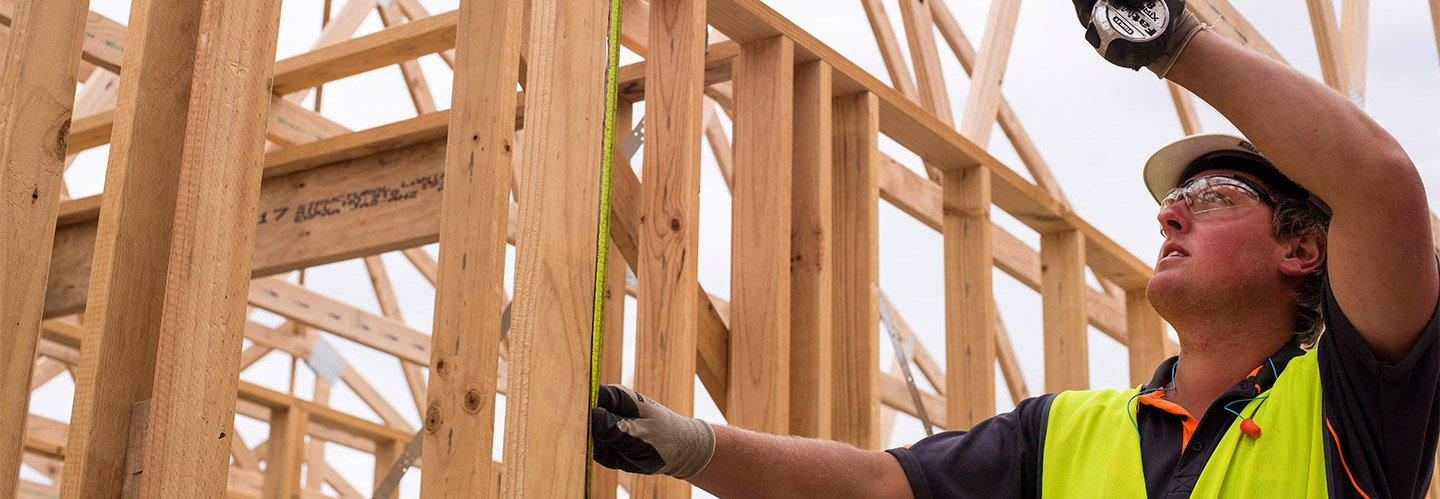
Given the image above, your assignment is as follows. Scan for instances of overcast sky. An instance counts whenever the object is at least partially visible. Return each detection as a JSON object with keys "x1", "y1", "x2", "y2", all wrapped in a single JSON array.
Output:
[{"x1": 33, "y1": 0, "x2": 1440, "y2": 497}]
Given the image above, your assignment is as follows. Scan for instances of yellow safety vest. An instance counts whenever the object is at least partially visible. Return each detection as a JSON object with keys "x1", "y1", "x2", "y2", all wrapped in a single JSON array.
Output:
[{"x1": 1041, "y1": 349, "x2": 1329, "y2": 497}]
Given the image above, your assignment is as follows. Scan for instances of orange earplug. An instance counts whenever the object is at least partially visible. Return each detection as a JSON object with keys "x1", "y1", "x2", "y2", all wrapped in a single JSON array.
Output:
[{"x1": 1240, "y1": 418, "x2": 1261, "y2": 438}]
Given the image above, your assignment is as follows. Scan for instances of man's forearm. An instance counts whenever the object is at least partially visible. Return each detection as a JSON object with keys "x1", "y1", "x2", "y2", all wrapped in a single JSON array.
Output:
[
  {"x1": 1164, "y1": 29, "x2": 1416, "y2": 207},
  {"x1": 688, "y1": 424, "x2": 913, "y2": 497}
]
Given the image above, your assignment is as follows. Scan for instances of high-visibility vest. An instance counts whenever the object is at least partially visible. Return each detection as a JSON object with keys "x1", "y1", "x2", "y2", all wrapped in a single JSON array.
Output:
[{"x1": 1041, "y1": 349, "x2": 1329, "y2": 497}]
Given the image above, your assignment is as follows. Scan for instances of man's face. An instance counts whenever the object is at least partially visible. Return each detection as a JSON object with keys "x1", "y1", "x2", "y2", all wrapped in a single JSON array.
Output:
[{"x1": 1147, "y1": 168, "x2": 1287, "y2": 314}]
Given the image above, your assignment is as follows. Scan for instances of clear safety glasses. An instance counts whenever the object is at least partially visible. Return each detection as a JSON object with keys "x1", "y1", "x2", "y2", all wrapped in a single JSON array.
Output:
[{"x1": 1160, "y1": 174, "x2": 1274, "y2": 216}]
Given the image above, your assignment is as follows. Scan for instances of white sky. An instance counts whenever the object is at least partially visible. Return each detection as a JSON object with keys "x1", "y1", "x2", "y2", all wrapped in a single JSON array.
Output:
[{"x1": 31, "y1": 0, "x2": 1440, "y2": 497}]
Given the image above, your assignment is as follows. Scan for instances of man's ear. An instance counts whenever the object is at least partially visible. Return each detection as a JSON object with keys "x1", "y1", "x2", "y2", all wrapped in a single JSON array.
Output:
[{"x1": 1278, "y1": 233, "x2": 1326, "y2": 277}]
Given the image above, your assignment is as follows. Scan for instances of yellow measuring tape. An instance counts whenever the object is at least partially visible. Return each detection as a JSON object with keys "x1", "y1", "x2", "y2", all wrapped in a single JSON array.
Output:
[{"x1": 587, "y1": 0, "x2": 623, "y2": 493}]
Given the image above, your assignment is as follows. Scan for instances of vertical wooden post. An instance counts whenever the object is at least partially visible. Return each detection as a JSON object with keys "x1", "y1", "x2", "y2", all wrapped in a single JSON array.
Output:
[
  {"x1": 419, "y1": 0, "x2": 522, "y2": 495},
  {"x1": 136, "y1": 2, "x2": 283, "y2": 495},
  {"x1": 0, "y1": 0, "x2": 88, "y2": 491},
  {"x1": 635, "y1": 0, "x2": 705, "y2": 495},
  {"x1": 373, "y1": 438, "x2": 402, "y2": 499},
  {"x1": 1127, "y1": 289, "x2": 1167, "y2": 386},
  {"x1": 499, "y1": 0, "x2": 610, "y2": 493},
  {"x1": 63, "y1": 0, "x2": 204, "y2": 491},
  {"x1": 789, "y1": 60, "x2": 834, "y2": 439},
  {"x1": 943, "y1": 165, "x2": 995, "y2": 429},
  {"x1": 592, "y1": 99, "x2": 634, "y2": 499},
  {"x1": 730, "y1": 35, "x2": 795, "y2": 434},
  {"x1": 1041, "y1": 230, "x2": 1088, "y2": 392},
  {"x1": 63, "y1": 0, "x2": 281, "y2": 495},
  {"x1": 830, "y1": 91, "x2": 881, "y2": 449},
  {"x1": 263, "y1": 405, "x2": 307, "y2": 499}
]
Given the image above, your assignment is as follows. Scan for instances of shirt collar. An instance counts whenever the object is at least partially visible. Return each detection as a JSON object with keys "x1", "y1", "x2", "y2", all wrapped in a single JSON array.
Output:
[{"x1": 1143, "y1": 339, "x2": 1307, "y2": 394}]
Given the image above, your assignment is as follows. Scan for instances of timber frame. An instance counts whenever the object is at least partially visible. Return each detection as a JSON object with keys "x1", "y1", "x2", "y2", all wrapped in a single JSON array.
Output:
[{"x1": 4, "y1": 0, "x2": 1439, "y2": 497}]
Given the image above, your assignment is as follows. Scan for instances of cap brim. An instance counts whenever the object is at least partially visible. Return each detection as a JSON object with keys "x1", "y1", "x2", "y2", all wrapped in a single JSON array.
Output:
[{"x1": 1143, "y1": 133, "x2": 1266, "y2": 204}]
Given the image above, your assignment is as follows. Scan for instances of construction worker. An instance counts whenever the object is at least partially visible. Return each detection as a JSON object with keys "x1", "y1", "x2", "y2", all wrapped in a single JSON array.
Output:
[{"x1": 590, "y1": 0, "x2": 1440, "y2": 496}]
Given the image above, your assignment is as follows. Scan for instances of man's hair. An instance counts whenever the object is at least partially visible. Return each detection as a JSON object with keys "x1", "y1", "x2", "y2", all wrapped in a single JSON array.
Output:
[{"x1": 1268, "y1": 191, "x2": 1331, "y2": 344}]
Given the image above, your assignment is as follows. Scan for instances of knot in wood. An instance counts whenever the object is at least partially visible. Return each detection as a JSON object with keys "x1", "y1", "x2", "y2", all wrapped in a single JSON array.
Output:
[
  {"x1": 464, "y1": 389, "x2": 485, "y2": 414},
  {"x1": 425, "y1": 404, "x2": 443, "y2": 434}
]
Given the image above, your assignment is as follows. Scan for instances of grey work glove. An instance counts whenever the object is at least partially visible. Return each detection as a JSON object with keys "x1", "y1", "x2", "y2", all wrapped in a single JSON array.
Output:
[
  {"x1": 590, "y1": 384, "x2": 715, "y2": 480},
  {"x1": 1073, "y1": 0, "x2": 1207, "y2": 78}
]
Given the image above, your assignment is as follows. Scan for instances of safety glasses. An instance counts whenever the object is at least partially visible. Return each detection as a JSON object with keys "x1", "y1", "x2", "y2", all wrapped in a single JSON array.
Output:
[{"x1": 1160, "y1": 174, "x2": 1274, "y2": 216}]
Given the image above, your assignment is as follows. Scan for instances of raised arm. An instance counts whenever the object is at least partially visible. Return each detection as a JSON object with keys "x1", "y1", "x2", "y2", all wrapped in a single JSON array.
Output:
[{"x1": 1165, "y1": 30, "x2": 1437, "y2": 361}]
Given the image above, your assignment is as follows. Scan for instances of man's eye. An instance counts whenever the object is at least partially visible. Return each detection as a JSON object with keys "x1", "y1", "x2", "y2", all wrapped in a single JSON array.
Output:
[{"x1": 1199, "y1": 189, "x2": 1234, "y2": 205}]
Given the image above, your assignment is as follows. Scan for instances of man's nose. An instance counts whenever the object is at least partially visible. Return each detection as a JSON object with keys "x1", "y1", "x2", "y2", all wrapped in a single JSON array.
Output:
[{"x1": 1157, "y1": 200, "x2": 1192, "y2": 238}]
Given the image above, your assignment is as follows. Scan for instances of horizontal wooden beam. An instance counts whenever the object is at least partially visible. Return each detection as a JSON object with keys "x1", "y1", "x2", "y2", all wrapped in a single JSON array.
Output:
[{"x1": 272, "y1": 10, "x2": 458, "y2": 94}]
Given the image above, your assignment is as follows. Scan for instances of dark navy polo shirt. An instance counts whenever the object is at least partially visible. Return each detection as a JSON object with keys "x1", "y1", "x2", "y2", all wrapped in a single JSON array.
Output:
[{"x1": 888, "y1": 278, "x2": 1440, "y2": 498}]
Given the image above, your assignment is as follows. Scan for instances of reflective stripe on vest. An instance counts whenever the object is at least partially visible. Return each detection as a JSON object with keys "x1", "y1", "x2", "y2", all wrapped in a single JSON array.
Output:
[{"x1": 1041, "y1": 349, "x2": 1328, "y2": 497}]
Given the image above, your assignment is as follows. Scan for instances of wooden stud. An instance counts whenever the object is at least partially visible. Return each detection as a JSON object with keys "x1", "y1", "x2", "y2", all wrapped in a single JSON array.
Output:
[
  {"x1": 133, "y1": 0, "x2": 284, "y2": 495},
  {"x1": 262, "y1": 404, "x2": 307, "y2": 499},
  {"x1": 59, "y1": 0, "x2": 203, "y2": 488},
  {"x1": 957, "y1": 0, "x2": 1022, "y2": 148},
  {"x1": 1167, "y1": 82, "x2": 1203, "y2": 136},
  {"x1": 634, "y1": 0, "x2": 706, "y2": 494},
  {"x1": 729, "y1": 35, "x2": 795, "y2": 434},
  {"x1": 62, "y1": 0, "x2": 281, "y2": 494},
  {"x1": 0, "y1": 0, "x2": 88, "y2": 490},
  {"x1": 373, "y1": 438, "x2": 402, "y2": 499},
  {"x1": 830, "y1": 91, "x2": 881, "y2": 448},
  {"x1": 943, "y1": 165, "x2": 995, "y2": 429},
  {"x1": 789, "y1": 60, "x2": 834, "y2": 439},
  {"x1": 419, "y1": 0, "x2": 522, "y2": 495},
  {"x1": 1041, "y1": 229, "x2": 1088, "y2": 392},
  {"x1": 1127, "y1": 289, "x2": 1167, "y2": 386},
  {"x1": 498, "y1": 0, "x2": 610, "y2": 492}
]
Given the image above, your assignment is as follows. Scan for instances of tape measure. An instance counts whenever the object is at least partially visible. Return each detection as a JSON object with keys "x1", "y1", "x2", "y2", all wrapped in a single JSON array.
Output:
[{"x1": 586, "y1": 0, "x2": 624, "y2": 493}]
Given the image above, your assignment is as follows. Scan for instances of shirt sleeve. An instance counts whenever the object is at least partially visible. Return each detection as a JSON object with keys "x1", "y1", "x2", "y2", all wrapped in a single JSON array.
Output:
[
  {"x1": 885, "y1": 393, "x2": 1053, "y2": 499},
  {"x1": 1317, "y1": 266, "x2": 1440, "y2": 499}
]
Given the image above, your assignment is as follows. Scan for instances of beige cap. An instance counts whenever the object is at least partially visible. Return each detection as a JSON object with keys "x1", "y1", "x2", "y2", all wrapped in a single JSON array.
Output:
[{"x1": 1142, "y1": 133, "x2": 1268, "y2": 204}]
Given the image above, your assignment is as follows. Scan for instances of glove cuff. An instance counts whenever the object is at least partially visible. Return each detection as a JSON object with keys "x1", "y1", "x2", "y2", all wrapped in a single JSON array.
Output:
[
  {"x1": 667, "y1": 419, "x2": 716, "y2": 480},
  {"x1": 1147, "y1": 11, "x2": 1207, "y2": 79}
]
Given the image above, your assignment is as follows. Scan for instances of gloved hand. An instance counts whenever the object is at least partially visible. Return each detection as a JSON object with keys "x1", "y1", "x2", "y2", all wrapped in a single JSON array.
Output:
[
  {"x1": 590, "y1": 384, "x2": 715, "y2": 479},
  {"x1": 1072, "y1": 0, "x2": 1205, "y2": 78}
]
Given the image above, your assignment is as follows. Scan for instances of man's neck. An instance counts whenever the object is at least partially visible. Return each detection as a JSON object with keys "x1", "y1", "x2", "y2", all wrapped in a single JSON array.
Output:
[{"x1": 1168, "y1": 316, "x2": 1293, "y2": 419}]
